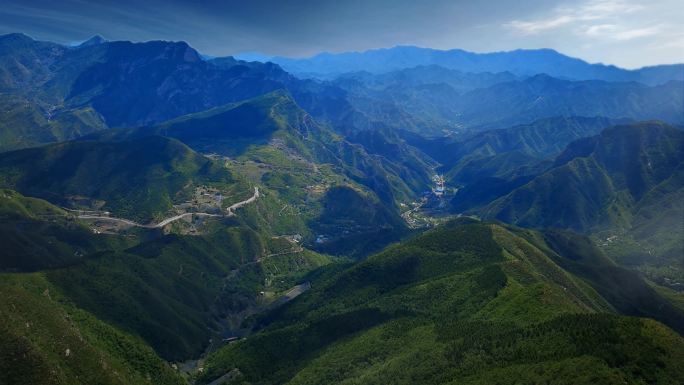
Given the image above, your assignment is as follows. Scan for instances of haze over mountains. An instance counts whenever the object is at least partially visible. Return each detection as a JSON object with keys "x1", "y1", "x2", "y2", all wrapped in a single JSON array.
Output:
[
  {"x1": 0, "y1": 31, "x2": 683, "y2": 385},
  {"x1": 264, "y1": 45, "x2": 684, "y2": 85}
]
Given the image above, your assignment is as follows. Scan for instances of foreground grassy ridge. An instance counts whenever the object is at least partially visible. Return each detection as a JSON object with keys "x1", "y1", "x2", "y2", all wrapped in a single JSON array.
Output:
[
  {"x1": 0, "y1": 274, "x2": 185, "y2": 385},
  {"x1": 43, "y1": 221, "x2": 333, "y2": 362},
  {"x1": 44, "y1": 226, "x2": 263, "y2": 361},
  {"x1": 1, "y1": 189, "x2": 335, "y2": 367},
  {"x1": 199, "y1": 220, "x2": 684, "y2": 385}
]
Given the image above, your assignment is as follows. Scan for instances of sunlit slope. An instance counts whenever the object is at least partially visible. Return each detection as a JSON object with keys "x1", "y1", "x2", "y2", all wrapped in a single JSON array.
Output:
[
  {"x1": 0, "y1": 190, "x2": 333, "y2": 362},
  {"x1": 95, "y1": 91, "x2": 420, "y2": 257},
  {"x1": 0, "y1": 136, "x2": 245, "y2": 222},
  {"x1": 199, "y1": 220, "x2": 684, "y2": 385},
  {"x1": 483, "y1": 121, "x2": 684, "y2": 281}
]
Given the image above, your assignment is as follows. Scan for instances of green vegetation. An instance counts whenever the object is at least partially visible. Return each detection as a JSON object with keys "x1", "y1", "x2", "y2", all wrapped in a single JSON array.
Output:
[
  {"x1": 0, "y1": 136, "x2": 245, "y2": 222},
  {"x1": 483, "y1": 122, "x2": 684, "y2": 284},
  {"x1": 402, "y1": 117, "x2": 617, "y2": 212},
  {"x1": 310, "y1": 186, "x2": 408, "y2": 257},
  {"x1": 1, "y1": 32, "x2": 682, "y2": 385},
  {"x1": 104, "y1": 91, "x2": 418, "y2": 257},
  {"x1": 0, "y1": 273, "x2": 185, "y2": 385},
  {"x1": 0, "y1": 189, "x2": 335, "y2": 372},
  {"x1": 0, "y1": 94, "x2": 107, "y2": 152},
  {"x1": 36, "y1": 219, "x2": 333, "y2": 362},
  {"x1": 198, "y1": 220, "x2": 684, "y2": 385},
  {"x1": 45, "y1": 226, "x2": 263, "y2": 361},
  {"x1": 541, "y1": 229, "x2": 684, "y2": 334},
  {"x1": 0, "y1": 189, "x2": 132, "y2": 271}
]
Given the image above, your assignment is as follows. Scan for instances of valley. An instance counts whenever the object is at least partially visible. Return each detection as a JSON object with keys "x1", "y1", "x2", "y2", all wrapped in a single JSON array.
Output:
[{"x1": 0, "y1": 28, "x2": 682, "y2": 385}]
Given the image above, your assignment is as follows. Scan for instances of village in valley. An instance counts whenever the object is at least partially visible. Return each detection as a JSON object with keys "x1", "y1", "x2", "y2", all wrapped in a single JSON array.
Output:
[
  {"x1": 74, "y1": 184, "x2": 260, "y2": 235},
  {"x1": 401, "y1": 174, "x2": 459, "y2": 228}
]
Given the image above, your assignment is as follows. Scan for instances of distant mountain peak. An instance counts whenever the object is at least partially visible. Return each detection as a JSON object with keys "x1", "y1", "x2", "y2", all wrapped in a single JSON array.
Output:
[
  {"x1": 177, "y1": 41, "x2": 201, "y2": 62},
  {"x1": 270, "y1": 46, "x2": 684, "y2": 85},
  {"x1": 0, "y1": 32, "x2": 36, "y2": 44},
  {"x1": 78, "y1": 35, "x2": 107, "y2": 47}
]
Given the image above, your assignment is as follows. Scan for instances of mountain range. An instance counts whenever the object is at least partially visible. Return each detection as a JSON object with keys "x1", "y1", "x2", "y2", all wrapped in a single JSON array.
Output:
[
  {"x1": 268, "y1": 45, "x2": 684, "y2": 85},
  {"x1": 197, "y1": 219, "x2": 684, "y2": 385},
  {"x1": 481, "y1": 122, "x2": 684, "y2": 277},
  {"x1": 0, "y1": 32, "x2": 683, "y2": 385}
]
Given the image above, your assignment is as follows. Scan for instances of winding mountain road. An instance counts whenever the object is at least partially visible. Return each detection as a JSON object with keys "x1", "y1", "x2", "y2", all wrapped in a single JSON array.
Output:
[
  {"x1": 76, "y1": 187, "x2": 260, "y2": 228},
  {"x1": 226, "y1": 187, "x2": 259, "y2": 216}
]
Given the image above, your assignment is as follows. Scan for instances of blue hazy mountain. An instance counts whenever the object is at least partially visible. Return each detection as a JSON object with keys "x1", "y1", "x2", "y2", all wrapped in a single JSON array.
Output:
[
  {"x1": 331, "y1": 69, "x2": 683, "y2": 133},
  {"x1": 1, "y1": 30, "x2": 684, "y2": 385},
  {"x1": 76, "y1": 35, "x2": 107, "y2": 47},
  {"x1": 270, "y1": 45, "x2": 684, "y2": 85}
]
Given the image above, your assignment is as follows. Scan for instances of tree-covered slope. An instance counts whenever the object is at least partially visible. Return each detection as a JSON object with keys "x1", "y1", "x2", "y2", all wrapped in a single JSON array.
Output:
[
  {"x1": 94, "y1": 91, "x2": 420, "y2": 256},
  {"x1": 0, "y1": 94, "x2": 106, "y2": 152},
  {"x1": 425, "y1": 116, "x2": 620, "y2": 167},
  {"x1": 482, "y1": 121, "x2": 684, "y2": 285},
  {"x1": 0, "y1": 188, "x2": 334, "y2": 363},
  {"x1": 0, "y1": 135, "x2": 243, "y2": 222},
  {"x1": 483, "y1": 122, "x2": 683, "y2": 238},
  {"x1": 0, "y1": 189, "x2": 130, "y2": 272},
  {"x1": 403, "y1": 116, "x2": 617, "y2": 211},
  {"x1": 197, "y1": 220, "x2": 684, "y2": 385},
  {"x1": 0, "y1": 274, "x2": 186, "y2": 385},
  {"x1": 141, "y1": 90, "x2": 431, "y2": 204},
  {"x1": 309, "y1": 185, "x2": 407, "y2": 257}
]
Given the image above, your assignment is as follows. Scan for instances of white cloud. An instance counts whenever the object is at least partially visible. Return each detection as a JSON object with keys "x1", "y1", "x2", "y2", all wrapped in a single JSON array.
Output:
[
  {"x1": 584, "y1": 24, "x2": 618, "y2": 36},
  {"x1": 583, "y1": 23, "x2": 663, "y2": 40},
  {"x1": 504, "y1": 0, "x2": 645, "y2": 35},
  {"x1": 506, "y1": 16, "x2": 575, "y2": 34},
  {"x1": 610, "y1": 26, "x2": 663, "y2": 41},
  {"x1": 498, "y1": 0, "x2": 683, "y2": 67},
  {"x1": 578, "y1": 0, "x2": 643, "y2": 16}
]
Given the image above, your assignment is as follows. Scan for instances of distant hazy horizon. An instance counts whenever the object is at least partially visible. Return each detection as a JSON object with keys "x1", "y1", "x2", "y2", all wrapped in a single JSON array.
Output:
[
  {"x1": 231, "y1": 45, "x2": 684, "y2": 70},
  {"x1": 1, "y1": 0, "x2": 682, "y2": 69},
  {"x1": 5, "y1": 31, "x2": 683, "y2": 72}
]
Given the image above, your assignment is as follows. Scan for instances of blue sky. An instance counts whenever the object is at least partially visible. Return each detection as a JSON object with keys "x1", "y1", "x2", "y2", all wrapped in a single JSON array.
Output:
[{"x1": 0, "y1": 0, "x2": 682, "y2": 68}]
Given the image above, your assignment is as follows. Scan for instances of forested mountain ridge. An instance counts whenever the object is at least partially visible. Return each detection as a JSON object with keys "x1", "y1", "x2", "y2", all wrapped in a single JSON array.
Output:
[
  {"x1": 479, "y1": 121, "x2": 684, "y2": 286},
  {"x1": 198, "y1": 220, "x2": 684, "y2": 385},
  {"x1": 0, "y1": 30, "x2": 682, "y2": 385}
]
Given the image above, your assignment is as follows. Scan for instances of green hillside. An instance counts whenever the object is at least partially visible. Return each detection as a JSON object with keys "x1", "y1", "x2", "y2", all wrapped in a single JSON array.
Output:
[
  {"x1": 403, "y1": 117, "x2": 618, "y2": 211},
  {"x1": 0, "y1": 135, "x2": 244, "y2": 222},
  {"x1": 0, "y1": 31, "x2": 682, "y2": 385},
  {"x1": 0, "y1": 189, "x2": 130, "y2": 272},
  {"x1": 408, "y1": 116, "x2": 618, "y2": 167},
  {"x1": 0, "y1": 94, "x2": 107, "y2": 152},
  {"x1": 0, "y1": 273, "x2": 186, "y2": 385},
  {"x1": 483, "y1": 121, "x2": 684, "y2": 283},
  {"x1": 0, "y1": 188, "x2": 335, "y2": 365},
  {"x1": 97, "y1": 91, "x2": 418, "y2": 257},
  {"x1": 197, "y1": 220, "x2": 684, "y2": 385},
  {"x1": 442, "y1": 116, "x2": 618, "y2": 188},
  {"x1": 309, "y1": 186, "x2": 408, "y2": 256},
  {"x1": 143, "y1": 90, "x2": 429, "y2": 207}
]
